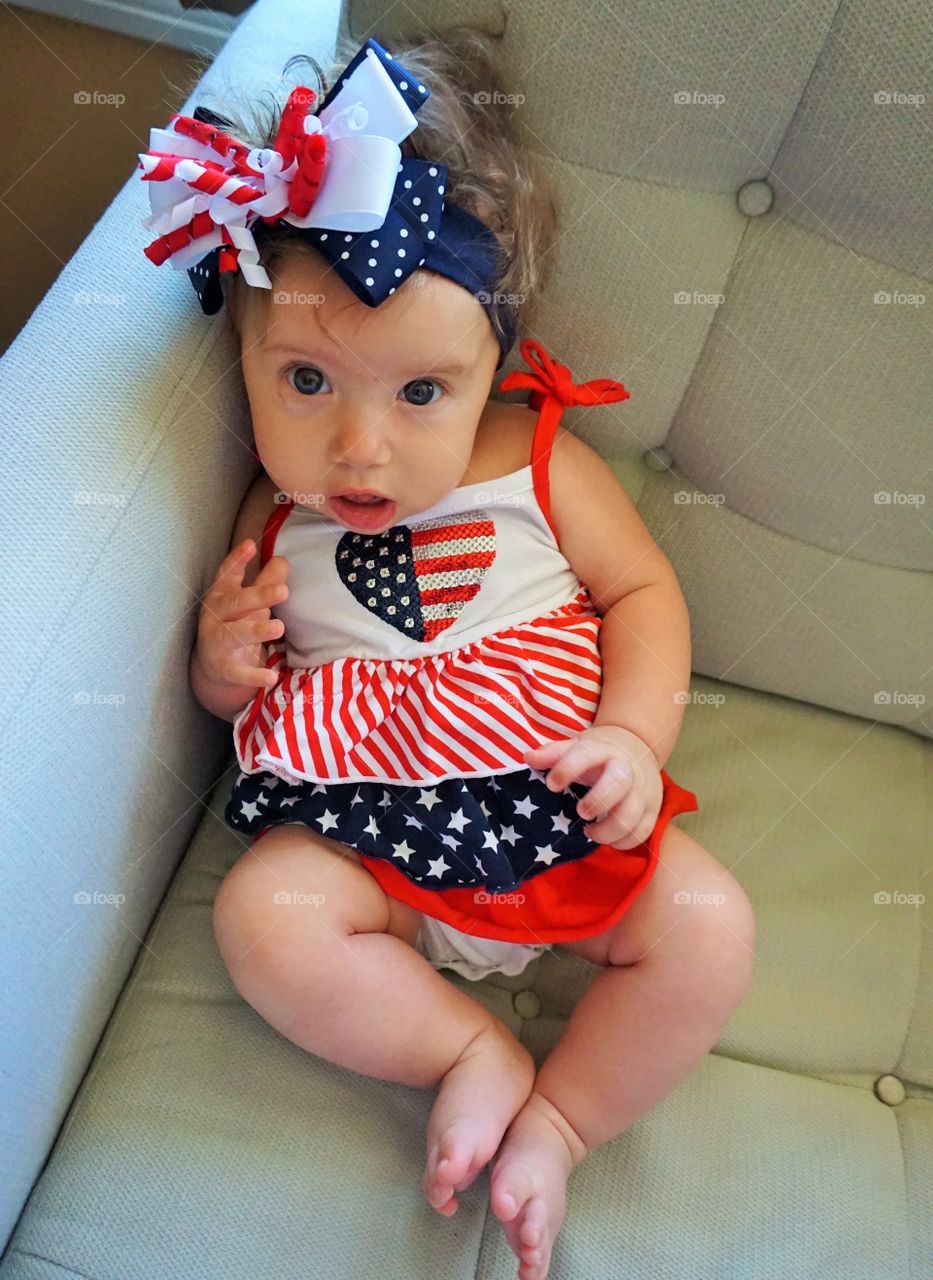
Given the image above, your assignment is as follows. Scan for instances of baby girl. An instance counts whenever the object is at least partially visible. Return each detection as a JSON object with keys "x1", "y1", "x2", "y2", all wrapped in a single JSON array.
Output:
[{"x1": 140, "y1": 29, "x2": 755, "y2": 1279}]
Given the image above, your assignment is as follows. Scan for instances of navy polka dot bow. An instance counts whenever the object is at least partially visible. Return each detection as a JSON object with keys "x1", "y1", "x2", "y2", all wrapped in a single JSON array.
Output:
[{"x1": 137, "y1": 37, "x2": 517, "y2": 364}]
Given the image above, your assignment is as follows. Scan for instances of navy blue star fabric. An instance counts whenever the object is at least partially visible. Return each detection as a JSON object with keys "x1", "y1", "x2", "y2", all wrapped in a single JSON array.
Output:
[{"x1": 224, "y1": 766, "x2": 601, "y2": 895}]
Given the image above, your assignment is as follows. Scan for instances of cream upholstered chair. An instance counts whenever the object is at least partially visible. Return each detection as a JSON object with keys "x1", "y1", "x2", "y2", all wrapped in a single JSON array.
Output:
[{"x1": 0, "y1": 0, "x2": 929, "y2": 1276}]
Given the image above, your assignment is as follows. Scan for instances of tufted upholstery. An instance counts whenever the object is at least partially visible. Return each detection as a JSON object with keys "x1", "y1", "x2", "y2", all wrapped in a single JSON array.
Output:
[{"x1": 0, "y1": 0, "x2": 929, "y2": 1276}]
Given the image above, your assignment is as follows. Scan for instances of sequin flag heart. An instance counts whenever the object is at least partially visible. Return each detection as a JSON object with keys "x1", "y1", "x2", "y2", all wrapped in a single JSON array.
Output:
[{"x1": 335, "y1": 511, "x2": 496, "y2": 641}]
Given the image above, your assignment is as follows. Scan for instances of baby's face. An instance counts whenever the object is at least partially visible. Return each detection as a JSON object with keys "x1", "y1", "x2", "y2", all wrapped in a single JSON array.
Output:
[{"x1": 237, "y1": 250, "x2": 501, "y2": 531}]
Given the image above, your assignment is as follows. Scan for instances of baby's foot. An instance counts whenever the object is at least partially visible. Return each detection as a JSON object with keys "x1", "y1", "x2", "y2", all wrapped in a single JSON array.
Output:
[
  {"x1": 489, "y1": 1089, "x2": 589, "y2": 1280},
  {"x1": 423, "y1": 1021, "x2": 535, "y2": 1215}
]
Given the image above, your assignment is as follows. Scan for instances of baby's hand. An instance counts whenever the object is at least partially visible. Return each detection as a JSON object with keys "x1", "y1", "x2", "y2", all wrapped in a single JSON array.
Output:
[
  {"x1": 196, "y1": 539, "x2": 290, "y2": 692},
  {"x1": 524, "y1": 726, "x2": 663, "y2": 850}
]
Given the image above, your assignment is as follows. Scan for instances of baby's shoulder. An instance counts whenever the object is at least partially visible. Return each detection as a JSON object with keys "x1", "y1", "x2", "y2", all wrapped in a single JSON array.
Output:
[{"x1": 467, "y1": 399, "x2": 538, "y2": 483}]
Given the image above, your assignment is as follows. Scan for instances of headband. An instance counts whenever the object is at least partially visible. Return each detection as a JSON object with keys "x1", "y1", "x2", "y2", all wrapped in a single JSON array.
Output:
[{"x1": 137, "y1": 37, "x2": 518, "y2": 367}]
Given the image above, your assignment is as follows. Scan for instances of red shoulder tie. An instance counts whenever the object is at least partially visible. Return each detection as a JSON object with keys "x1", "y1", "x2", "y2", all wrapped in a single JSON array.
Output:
[{"x1": 498, "y1": 338, "x2": 630, "y2": 538}]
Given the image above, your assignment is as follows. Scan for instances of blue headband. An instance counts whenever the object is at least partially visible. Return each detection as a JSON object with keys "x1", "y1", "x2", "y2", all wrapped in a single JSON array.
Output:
[{"x1": 138, "y1": 37, "x2": 518, "y2": 367}]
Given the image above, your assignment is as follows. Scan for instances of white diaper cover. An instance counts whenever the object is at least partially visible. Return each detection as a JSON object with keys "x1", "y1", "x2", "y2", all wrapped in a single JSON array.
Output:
[{"x1": 415, "y1": 913, "x2": 549, "y2": 981}]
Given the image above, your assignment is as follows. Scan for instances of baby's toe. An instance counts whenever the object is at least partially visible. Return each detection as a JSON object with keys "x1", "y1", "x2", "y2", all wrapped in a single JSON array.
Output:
[{"x1": 490, "y1": 1157, "x2": 536, "y2": 1222}]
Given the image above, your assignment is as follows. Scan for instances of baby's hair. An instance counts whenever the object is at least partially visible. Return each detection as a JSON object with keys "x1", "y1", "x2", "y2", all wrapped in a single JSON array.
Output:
[{"x1": 206, "y1": 26, "x2": 558, "y2": 350}]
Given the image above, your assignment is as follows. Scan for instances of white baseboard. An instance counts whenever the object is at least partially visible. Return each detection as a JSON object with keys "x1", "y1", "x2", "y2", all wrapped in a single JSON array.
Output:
[{"x1": 8, "y1": 0, "x2": 240, "y2": 55}]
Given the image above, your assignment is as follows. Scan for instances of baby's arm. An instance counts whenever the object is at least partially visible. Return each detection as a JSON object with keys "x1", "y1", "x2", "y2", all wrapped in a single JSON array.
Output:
[
  {"x1": 190, "y1": 470, "x2": 289, "y2": 723},
  {"x1": 546, "y1": 427, "x2": 692, "y2": 770}
]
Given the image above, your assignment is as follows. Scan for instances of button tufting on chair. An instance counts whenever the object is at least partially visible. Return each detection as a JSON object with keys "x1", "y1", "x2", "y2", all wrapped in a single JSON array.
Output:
[
  {"x1": 513, "y1": 989, "x2": 542, "y2": 1020},
  {"x1": 737, "y1": 178, "x2": 775, "y2": 216},
  {"x1": 644, "y1": 445, "x2": 675, "y2": 471},
  {"x1": 873, "y1": 1075, "x2": 906, "y2": 1106}
]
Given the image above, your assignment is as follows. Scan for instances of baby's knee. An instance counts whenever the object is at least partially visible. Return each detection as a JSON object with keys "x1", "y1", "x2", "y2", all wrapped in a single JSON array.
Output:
[
  {"x1": 683, "y1": 869, "x2": 756, "y2": 1003},
  {"x1": 212, "y1": 826, "x2": 385, "y2": 990}
]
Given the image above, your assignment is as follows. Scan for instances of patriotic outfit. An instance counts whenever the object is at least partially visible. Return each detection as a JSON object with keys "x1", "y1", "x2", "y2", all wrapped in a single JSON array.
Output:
[
  {"x1": 137, "y1": 37, "x2": 698, "y2": 978},
  {"x1": 223, "y1": 339, "x2": 699, "y2": 971}
]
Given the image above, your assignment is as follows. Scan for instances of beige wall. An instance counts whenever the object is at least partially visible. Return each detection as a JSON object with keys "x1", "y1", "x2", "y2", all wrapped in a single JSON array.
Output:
[{"x1": 0, "y1": 11, "x2": 206, "y2": 355}]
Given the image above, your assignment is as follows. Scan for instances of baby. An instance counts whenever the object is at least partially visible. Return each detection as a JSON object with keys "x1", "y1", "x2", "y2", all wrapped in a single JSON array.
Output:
[{"x1": 141, "y1": 30, "x2": 755, "y2": 1280}]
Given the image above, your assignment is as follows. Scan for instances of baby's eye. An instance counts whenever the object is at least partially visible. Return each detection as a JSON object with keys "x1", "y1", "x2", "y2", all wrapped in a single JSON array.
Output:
[
  {"x1": 401, "y1": 378, "x2": 443, "y2": 407},
  {"x1": 286, "y1": 364, "x2": 329, "y2": 396}
]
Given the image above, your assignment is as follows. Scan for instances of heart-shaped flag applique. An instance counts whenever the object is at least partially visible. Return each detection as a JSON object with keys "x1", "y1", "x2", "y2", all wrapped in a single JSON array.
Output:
[{"x1": 335, "y1": 509, "x2": 496, "y2": 641}]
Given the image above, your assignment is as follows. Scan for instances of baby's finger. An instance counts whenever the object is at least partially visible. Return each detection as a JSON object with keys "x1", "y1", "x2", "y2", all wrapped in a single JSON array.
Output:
[
  {"x1": 542, "y1": 736, "x2": 609, "y2": 793},
  {"x1": 575, "y1": 757, "x2": 635, "y2": 821},
  {"x1": 213, "y1": 539, "x2": 256, "y2": 589},
  {"x1": 584, "y1": 800, "x2": 652, "y2": 849},
  {"x1": 214, "y1": 577, "x2": 288, "y2": 624},
  {"x1": 221, "y1": 659, "x2": 281, "y2": 690},
  {"x1": 256, "y1": 554, "x2": 290, "y2": 586},
  {"x1": 225, "y1": 615, "x2": 285, "y2": 646}
]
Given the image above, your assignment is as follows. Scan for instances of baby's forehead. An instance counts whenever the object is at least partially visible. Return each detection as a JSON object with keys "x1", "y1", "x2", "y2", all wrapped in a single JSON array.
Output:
[{"x1": 255, "y1": 250, "x2": 491, "y2": 371}]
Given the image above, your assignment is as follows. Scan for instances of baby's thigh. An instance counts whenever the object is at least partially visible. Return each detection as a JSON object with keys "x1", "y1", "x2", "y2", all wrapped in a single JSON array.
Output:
[
  {"x1": 560, "y1": 824, "x2": 755, "y2": 967},
  {"x1": 213, "y1": 824, "x2": 423, "y2": 981}
]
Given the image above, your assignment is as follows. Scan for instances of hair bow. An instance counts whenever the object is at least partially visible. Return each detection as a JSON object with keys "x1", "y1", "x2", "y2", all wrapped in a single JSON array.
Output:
[{"x1": 137, "y1": 37, "x2": 448, "y2": 310}]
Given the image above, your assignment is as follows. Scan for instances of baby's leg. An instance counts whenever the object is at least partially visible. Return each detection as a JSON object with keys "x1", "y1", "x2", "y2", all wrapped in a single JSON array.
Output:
[
  {"x1": 213, "y1": 824, "x2": 535, "y2": 1214},
  {"x1": 489, "y1": 824, "x2": 756, "y2": 1280}
]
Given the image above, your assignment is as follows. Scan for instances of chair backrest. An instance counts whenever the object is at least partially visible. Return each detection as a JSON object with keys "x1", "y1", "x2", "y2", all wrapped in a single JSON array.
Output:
[{"x1": 346, "y1": 0, "x2": 931, "y2": 738}]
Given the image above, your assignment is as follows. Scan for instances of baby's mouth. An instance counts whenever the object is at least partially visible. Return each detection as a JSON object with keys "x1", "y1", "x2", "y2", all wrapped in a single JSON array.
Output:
[{"x1": 329, "y1": 492, "x2": 397, "y2": 528}]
